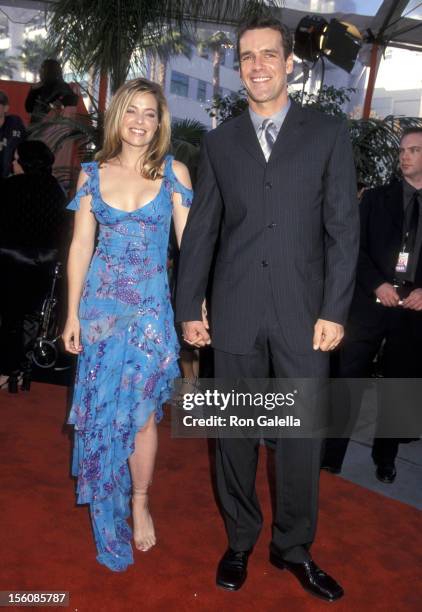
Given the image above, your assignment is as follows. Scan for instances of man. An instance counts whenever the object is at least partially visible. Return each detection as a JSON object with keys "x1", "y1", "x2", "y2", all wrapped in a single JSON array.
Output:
[
  {"x1": 0, "y1": 91, "x2": 26, "y2": 178},
  {"x1": 322, "y1": 127, "x2": 422, "y2": 483},
  {"x1": 176, "y1": 16, "x2": 359, "y2": 602},
  {"x1": 25, "y1": 59, "x2": 78, "y2": 124}
]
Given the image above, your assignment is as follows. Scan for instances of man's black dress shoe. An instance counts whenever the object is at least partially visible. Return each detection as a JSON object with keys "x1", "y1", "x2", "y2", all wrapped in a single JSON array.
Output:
[
  {"x1": 216, "y1": 548, "x2": 250, "y2": 591},
  {"x1": 270, "y1": 550, "x2": 344, "y2": 602},
  {"x1": 375, "y1": 464, "x2": 396, "y2": 483}
]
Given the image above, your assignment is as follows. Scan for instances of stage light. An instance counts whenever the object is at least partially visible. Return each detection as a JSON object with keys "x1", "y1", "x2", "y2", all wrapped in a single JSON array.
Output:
[
  {"x1": 321, "y1": 19, "x2": 362, "y2": 72},
  {"x1": 294, "y1": 15, "x2": 328, "y2": 63},
  {"x1": 294, "y1": 16, "x2": 362, "y2": 73}
]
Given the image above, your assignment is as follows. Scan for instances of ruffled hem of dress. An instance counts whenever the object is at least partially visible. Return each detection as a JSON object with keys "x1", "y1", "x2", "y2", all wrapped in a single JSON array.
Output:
[{"x1": 70, "y1": 368, "x2": 177, "y2": 506}]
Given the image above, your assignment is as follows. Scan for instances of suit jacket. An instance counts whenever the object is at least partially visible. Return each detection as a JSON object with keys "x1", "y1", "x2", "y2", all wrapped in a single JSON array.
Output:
[
  {"x1": 175, "y1": 100, "x2": 359, "y2": 354},
  {"x1": 357, "y1": 180, "x2": 422, "y2": 295}
]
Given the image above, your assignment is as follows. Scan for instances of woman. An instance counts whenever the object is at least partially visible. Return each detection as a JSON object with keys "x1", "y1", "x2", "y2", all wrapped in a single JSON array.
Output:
[
  {"x1": 62, "y1": 78, "x2": 193, "y2": 572},
  {"x1": 0, "y1": 140, "x2": 66, "y2": 392}
]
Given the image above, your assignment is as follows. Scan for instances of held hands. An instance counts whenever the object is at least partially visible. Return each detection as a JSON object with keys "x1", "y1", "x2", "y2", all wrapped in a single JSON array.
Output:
[
  {"x1": 62, "y1": 316, "x2": 83, "y2": 354},
  {"x1": 313, "y1": 319, "x2": 344, "y2": 352},
  {"x1": 182, "y1": 301, "x2": 211, "y2": 348},
  {"x1": 402, "y1": 288, "x2": 422, "y2": 311},
  {"x1": 374, "y1": 283, "x2": 400, "y2": 307}
]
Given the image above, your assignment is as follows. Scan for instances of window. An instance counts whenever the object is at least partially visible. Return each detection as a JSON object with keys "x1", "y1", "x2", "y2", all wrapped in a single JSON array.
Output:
[
  {"x1": 198, "y1": 46, "x2": 209, "y2": 60},
  {"x1": 170, "y1": 71, "x2": 189, "y2": 97},
  {"x1": 197, "y1": 79, "x2": 207, "y2": 102}
]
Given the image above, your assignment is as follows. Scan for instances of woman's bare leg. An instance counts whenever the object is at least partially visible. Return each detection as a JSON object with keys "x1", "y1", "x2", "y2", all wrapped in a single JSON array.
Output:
[
  {"x1": 129, "y1": 412, "x2": 157, "y2": 552},
  {"x1": 180, "y1": 347, "x2": 199, "y2": 379}
]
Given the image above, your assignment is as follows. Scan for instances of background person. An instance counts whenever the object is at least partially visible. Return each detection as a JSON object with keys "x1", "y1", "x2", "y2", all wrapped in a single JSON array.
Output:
[
  {"x1": 322, "y1": 127, "x2": 422, "y2": 483},
  {"x1": 25, "y1": 59, "x2": 78, "y2": 124},
  {"x1": 0, "y1": 140, "x2": 66, "y2": 392},
  {"x1": 0, "y1": 90, "x2": 26, "y2": 178}
]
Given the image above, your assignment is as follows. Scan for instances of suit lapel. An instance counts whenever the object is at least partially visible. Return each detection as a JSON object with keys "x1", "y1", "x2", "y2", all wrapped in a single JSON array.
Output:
[
  {"x1": 234, "y1": 100, "x2": 307, "y2": 167},
  {"x1": 268, "y1": 101, "x2": 307, "y2": 165},
  {"x1": 235, "y1": 110, "x2": 266, "y2": 167},
  {"x1": 384, "y1": 180, "x2": 404, "y2": 231}
]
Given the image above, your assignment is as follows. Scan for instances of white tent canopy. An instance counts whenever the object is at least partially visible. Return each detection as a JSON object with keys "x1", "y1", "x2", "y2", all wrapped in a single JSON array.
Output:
[
  {"x1": 2, "y1": 0, "x2": 422, "y2": 51},
  {"x1": 273, "y1": 1, "x2": 422, "y2": 52}
]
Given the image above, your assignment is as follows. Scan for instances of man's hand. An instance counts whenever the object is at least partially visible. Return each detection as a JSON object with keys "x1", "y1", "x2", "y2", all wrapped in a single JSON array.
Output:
[
  {"x1": 374, "y1": 282, "x2": 400, "y2": 307},
  {"x1": 182, "y1": 303, "x2": 211, "y2": 347},
  {"x1": 313, "y1": 319, "x2": 344, "y2": 352},
  {"x1": 402, "y1": 288, "x2": 422, "y2": 311},
  {"x1": 182, "y1": 321, "x2": 211, "y2": 347}
]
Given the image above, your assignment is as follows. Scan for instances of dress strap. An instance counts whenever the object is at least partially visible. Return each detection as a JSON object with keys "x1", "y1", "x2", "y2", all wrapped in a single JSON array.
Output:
[
  {"x1": 164, "y1": 154, "x2": 193, "y2": 208},
  {"x1": 67, "y1": 161, "x2": 98, "y2": 211}
]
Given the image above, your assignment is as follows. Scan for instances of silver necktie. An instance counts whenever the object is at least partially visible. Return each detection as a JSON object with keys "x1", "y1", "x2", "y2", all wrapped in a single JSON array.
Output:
[{"x1": 258, "y1": 119, "x2": 277, "y2": 161}]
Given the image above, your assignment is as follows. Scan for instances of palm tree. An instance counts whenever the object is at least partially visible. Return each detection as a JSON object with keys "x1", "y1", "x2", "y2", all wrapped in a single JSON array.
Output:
[
  {"x1": 48, "y1": 0, "x2": 265, "y2": 94},
  {"x1": 18, "y1": 36, "x2": 58, "y2": 81},
  {"x1": 0, "y1": 50, "x2": 16, "y2": 79},
  {"x1": 153, "y1": 30, "x2": 194, "y2": 90},
  {"x1": 197, "y1": 31, "x2": 234, "y2": 128}
]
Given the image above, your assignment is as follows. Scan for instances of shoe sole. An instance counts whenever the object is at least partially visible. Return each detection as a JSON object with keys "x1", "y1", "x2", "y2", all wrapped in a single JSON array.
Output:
[
  {"x1": 376, "y1": 475, "x2": 396, "y2": 484},
  {"x1": 269, "y1": 554, "x2": 344, "y2": 602},
  {"x1": 216, "y1": 578, "x2": 246, "y2": 592}
]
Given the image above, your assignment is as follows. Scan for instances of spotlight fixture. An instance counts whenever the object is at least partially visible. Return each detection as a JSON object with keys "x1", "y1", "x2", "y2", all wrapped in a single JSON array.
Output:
[
  {"x1": 321, "y1": 20, "x2": 362, "y2": 72},
  {"x1": 294, "y1": 15, "x2": 328, "y2": 63},
  {"x1": 294, "y1": 16, "x2": 362, "y2": 73}
]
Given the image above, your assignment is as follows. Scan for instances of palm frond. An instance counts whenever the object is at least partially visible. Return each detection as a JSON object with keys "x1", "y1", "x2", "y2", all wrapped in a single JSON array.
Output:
[
  {"x1": 0, "y1": 50, "x2": 17, "y2": 78},
  {"x1": 48, "y1": 1, "x2": 267, "y2": 92},
  {"x1": 171, "y1": 119, "x2": 208, "y2": 147}
]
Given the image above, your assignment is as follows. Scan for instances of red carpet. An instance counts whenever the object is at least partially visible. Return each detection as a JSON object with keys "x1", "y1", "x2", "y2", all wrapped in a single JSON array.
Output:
[{"x1": 1, "y1": 383, "x2": 421, "y2": 611}]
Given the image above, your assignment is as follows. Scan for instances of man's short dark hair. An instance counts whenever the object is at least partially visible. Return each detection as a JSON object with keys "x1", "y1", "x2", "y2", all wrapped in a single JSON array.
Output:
[
  {"x1": 236, "y1": 15, "x2": 293, "y2": 61},
  {"x1": 401, "y1": 126, "x2": 422, "y2": 141}
]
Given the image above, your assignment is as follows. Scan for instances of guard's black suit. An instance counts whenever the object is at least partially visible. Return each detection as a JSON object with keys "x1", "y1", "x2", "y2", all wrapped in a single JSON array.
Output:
[
  {"x1": 176, "y1": 100, "x2": 359, "y2": 562},
  {"x1": 324, "y1": 180, "x2": 422, "y2": 470}
]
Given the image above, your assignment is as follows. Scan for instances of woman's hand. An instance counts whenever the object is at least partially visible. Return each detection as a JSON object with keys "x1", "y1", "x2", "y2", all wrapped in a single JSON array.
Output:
[{"x1": 62, "y1": 317, "x2": 82, "y2": 354}]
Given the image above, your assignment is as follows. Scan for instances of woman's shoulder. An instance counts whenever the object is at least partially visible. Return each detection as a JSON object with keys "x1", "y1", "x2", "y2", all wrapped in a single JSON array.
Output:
[
  {"x1": 165, "y1": 155, "x2": 190, "y2": 184},
  {"x1": 80, "y1": 160, "x2": 99, "y2": 176},
  {"x1": 163, "y1": 155, "x2": 192, "y2": 207}
]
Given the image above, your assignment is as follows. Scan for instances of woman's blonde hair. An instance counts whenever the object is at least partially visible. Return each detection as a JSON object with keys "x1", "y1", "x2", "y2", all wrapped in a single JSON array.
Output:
[{"x1": 95, "y1": 78, "x2": 171, "y2": 179}]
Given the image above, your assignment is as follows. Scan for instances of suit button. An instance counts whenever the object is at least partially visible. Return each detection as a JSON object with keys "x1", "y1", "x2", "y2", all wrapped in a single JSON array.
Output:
[
  {"x1": 268, "y1": 223, "x2": 276, "y2": 228},
  {"x1": 265, "y1": 182, "x2": 272, "y2": 189},
  {"x1": 261, "y1": 260, "x2": 269, "y2": 267}
]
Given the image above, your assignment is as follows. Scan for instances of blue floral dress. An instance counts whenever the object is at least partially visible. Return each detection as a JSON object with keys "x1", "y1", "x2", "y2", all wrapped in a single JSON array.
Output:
[{"x1": 67, "y1": 155, "x2": 192, "y2": 571}]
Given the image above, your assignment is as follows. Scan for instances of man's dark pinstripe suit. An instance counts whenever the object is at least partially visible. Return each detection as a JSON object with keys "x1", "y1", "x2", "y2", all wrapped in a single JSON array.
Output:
[{"x1": 175, "y1": 99, "x2": 359, "y2": 562}]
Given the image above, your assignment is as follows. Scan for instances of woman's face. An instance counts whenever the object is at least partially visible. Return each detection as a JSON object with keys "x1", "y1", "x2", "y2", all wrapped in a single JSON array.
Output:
[
  {"x1": 12, "y1": 151, "x2": 24, "y2": 175},
  {"x1": 120, "y1": 92, "x2": 159, "y2": 152}
]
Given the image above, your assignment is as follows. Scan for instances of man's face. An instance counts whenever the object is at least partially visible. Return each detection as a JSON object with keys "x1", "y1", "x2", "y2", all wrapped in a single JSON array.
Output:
[
  {"x1": 400, "y1": 133, "x2": 422, "y2": 182},
  {"x1": 239, "y1": 27, "x2": 293, "y2": 108}
]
